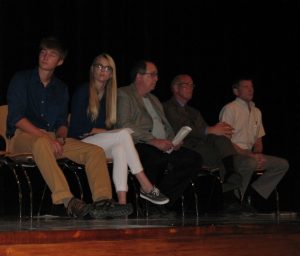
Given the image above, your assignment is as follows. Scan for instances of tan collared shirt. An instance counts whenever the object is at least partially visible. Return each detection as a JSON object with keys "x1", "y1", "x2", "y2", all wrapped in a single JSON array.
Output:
[{"x1": 219, "y1": 97, "x2": 265, "y2": 150}]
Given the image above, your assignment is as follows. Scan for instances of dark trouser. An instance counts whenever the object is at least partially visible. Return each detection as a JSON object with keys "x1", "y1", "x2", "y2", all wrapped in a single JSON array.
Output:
[
  {"x1": 189, "y1": 134, "x2": 237, "y2": 177},
  {"x1": 135, "y1": 143, "x2": 202, "y2": 206}
]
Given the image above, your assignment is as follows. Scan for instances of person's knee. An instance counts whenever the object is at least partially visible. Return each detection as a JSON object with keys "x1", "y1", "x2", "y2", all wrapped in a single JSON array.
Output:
[
  {"x1": 236, "y1": 157, "x2": 256, "y2": 173},
  {"x1": 92, "y1": 144, "x2": 106, "y2": 157},
  {"x1": 279, "y1": 158, "x2": 289, "y2": 172},
  {"x1": 111, "y1": 144, "x2": 124, "y2": 156}
]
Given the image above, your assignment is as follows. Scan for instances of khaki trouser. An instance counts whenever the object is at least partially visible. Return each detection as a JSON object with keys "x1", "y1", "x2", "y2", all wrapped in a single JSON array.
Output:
[{"x1": 9, "y1": 129, "x2": 112, "y2": 204}]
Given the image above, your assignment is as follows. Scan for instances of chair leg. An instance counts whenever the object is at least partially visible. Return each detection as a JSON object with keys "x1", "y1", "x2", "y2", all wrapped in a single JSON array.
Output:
[
  {"x1": 128, "y1": 173, "x2": 143, "y2": 217},
  {"x1": 21, "y1": 167, "x2": 33, "y2": 218},
  {"x1": 190, "y1": 180, "x2": 199, "y2": 217},
  {"x1": 181, "y1": 195, "x2": 185, "y2": 217},
  {"x1": 9, "y1": 165, "x2": 23, "y2": 219},
  {"x1": 37, "y1": 183, "x2": 48, "y2": 217},
  {"x1": 275, "y1": 187, "x2": 280, "y2": 216},
  {"x1": 204, "y1": 176, "x2": 217, "y2": 213},
  {"x1": 144, "y1": 200, "x2": 149, "y2": 217},
  {"x1": 72, "y1": 170, "x2": 84, "y2": 200},
  {"x1": 0, "y1": 158, "x2": 24, "y2": 218}
]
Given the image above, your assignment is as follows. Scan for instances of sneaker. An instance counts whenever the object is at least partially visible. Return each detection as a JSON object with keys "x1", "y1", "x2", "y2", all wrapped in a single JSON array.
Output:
[
  {"x1": 67, "y1": 198, "x2": 92, "y2": 218},
  {"x1": 89, "y1": 199, "x2": 133, "y2": 218},
  {"x1": 140, "y1": 186, "x2": 170, "y2": 205}
]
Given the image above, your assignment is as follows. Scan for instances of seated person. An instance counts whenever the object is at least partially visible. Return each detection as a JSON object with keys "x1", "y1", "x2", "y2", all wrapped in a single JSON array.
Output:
[
  {"x1": 6, "y1": 36, "x2": 131, "y2": 218},
  {"x1": 68, "y1": 53, "x2": 169, "y2": 206},
  {"x1": 219, "y1": 77, "x2": 289, "y2": 206},
  {"x1": 116, "y1": 60, "x2": 203, "y2": 214},
  {"x1": 163, "y1": 74, "x2": 243, "y2": 213}
]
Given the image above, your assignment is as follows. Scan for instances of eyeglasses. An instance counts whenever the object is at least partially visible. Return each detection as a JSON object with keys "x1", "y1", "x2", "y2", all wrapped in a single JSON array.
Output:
[
  {"x1": 178, "y1": 82, "x2": 196, "y2": 89},
  {"x1": 139, "y1": 72, "x2": 159, "y2": 78},
  {"x1": 93, "y1": 64, "x2": 113, "y2": 73}
]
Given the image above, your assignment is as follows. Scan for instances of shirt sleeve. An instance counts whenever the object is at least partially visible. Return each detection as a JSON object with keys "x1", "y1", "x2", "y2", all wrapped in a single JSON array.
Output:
[
  {"x1": 6, "y1": 72, "x2": 29, "y2": 133},
  {"x1": 219, "y1": 105, "x2": 234, "y2": 126}
]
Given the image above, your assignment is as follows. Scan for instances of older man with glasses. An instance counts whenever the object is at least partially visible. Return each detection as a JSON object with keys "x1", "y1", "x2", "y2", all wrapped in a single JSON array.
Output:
[
  {"x1": 117, "y1": 61, "x2": 203, "y2": 216},
  {"x1": 163, "y1": 74, "x2": 249, "y2": 214}
]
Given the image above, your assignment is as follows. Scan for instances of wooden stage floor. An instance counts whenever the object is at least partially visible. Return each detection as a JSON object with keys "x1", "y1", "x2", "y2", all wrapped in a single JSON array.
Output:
[{"x1": 0, "y1": 211, "x2": 300, "y2": 256}]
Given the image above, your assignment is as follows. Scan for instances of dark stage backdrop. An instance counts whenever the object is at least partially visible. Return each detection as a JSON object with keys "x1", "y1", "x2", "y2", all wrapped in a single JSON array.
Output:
[{"x1": 0, "y1": 0, "x2": 299, "y2": 210}]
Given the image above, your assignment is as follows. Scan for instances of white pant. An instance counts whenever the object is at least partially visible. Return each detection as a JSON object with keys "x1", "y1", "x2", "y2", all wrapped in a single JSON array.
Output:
[{"x1": 82, "y1": 128, "x2": 143, "y2": 192}]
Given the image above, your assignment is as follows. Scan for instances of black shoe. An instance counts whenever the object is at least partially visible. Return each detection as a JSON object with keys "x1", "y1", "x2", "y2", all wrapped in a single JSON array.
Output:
[
  {"x1": 50, "y1": 204, "x2": 68, "y2": 217},
  {"x1": 223, "y1": 201, "x2": 256, "y2": 216},
  {"x1": 147, "y1": 205, "x2": 177, "y2": 218},
  {"x1": 241, "y1": 202, "x2": 257, "y2": 215},
  {"x1": 89, "y1": 199, "x2": 133, "y2": 218},
  {"x1": 223, "y1": 201, "x2": 243, "y2": 214},
  {"x1": 67, "y1": 198, "x2": 92, "y2": 218}
]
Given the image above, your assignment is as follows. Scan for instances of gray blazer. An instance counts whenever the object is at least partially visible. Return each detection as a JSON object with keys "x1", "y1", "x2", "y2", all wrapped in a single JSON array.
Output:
[{"x1": 117, "y1": 83, "x2": 174, "y2": 143}]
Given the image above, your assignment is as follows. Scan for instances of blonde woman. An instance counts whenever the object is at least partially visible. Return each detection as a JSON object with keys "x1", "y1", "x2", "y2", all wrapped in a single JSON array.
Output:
[{"x1": 69, "y1": 53, "x2": 169, "y2": 206}]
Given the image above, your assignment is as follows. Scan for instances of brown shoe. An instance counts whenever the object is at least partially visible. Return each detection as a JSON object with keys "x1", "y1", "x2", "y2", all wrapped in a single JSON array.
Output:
[{"x1": 67, "y1": 198, "x2": 91, "y2": 218}]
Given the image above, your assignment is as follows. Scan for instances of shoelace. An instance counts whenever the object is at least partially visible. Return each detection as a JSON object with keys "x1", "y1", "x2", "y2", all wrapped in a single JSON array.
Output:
[
  {"x1": 150, "y1": 187, "x2": 160, "y2": 196},
  {"x1": 94, "y1": 199, "x2": 113, "y2": 210}
]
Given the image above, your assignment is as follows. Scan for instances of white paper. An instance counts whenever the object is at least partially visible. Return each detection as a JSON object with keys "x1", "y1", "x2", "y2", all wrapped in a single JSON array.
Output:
[{"x1": 166, "y1": 126, "x2": 192, "y2": 153}]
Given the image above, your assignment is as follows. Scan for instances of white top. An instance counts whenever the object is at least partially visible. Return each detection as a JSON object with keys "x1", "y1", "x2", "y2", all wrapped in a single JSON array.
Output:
[{"x1": 219, "y1": 97, "x2": 265, "y2": 150}]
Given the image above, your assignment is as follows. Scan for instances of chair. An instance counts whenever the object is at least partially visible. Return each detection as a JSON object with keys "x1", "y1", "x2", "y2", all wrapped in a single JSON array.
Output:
[
  {"x1": 246, "y1": 168, "x2": 280, "y2": 215},
  {"x1": 0, "y1": 105, "x2": 35, "y2": 218},
  {"x1": 0, "y1": 105, "x2": 87, "y2": 218},
  {"x1": 36, "y1": 158, "x2": 86, "y2": 216},
  {"x1": 140, "y1": 166, "x2": 222, "y2": 218},
  {"x1": 181, "y1": 166, "x2": 222, "y2": 217}
]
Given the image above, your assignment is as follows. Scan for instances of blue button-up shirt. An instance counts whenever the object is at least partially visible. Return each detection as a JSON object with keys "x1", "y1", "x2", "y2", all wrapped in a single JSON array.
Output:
[{"x1": 6, "y1": 68, "x2": 69, "y2": 138}]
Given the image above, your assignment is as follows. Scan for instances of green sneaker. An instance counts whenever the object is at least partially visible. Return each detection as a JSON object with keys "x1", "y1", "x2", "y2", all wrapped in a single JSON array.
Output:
[{"x1": 89, "y1": 199, "x2": 133, "y2": 218}]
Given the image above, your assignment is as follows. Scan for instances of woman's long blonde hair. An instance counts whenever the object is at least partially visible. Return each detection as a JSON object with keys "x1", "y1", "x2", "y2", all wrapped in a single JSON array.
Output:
[{"x1": 88, "y1": 53, "x2": 117, "y2": 129}]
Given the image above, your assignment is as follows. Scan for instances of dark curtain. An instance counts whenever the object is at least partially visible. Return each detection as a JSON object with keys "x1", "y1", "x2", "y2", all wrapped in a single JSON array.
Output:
[{"x1": 0, "y1": 0, "x2": 299, "y2": 209}]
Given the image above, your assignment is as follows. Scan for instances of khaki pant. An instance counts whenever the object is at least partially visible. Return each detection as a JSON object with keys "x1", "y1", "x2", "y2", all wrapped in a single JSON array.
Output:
[{"x1": 9, "y1": 129, "x2": 112, "y2": 204}]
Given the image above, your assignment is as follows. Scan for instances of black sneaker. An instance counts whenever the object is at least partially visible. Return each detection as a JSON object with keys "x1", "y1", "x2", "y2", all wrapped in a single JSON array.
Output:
[
  {"x1": 140, "y1": 186, "x2": 170, "y2": 205},
  {"x1": 67, "y1": 198, "x2": 91, "y2": 218},
  {"x1": 89, "y1": 199, "x2": 133, "y2": 218}
]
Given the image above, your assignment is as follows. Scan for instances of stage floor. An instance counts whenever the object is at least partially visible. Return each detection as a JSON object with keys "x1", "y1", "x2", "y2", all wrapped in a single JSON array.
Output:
[
  {"x1": 0, "y1": 211, "x2": 299, "y2": 232},
  {"x1": 0, "y1": 212, "x2": 300, "y2": 256}
]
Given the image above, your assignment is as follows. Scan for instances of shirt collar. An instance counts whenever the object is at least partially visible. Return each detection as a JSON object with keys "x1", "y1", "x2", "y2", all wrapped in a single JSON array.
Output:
[
  {"x1": 236, "y1": 97, "x2": 255, "y2": 108},
  {"x1": 173, "y1": 97, "x2": 186, "y2": 107}
]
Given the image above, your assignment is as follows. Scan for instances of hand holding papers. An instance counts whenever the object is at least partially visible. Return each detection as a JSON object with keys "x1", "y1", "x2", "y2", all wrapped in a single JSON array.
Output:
[{"x1": 166, "y1": 126, "x2": 192, "y2": 153}]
